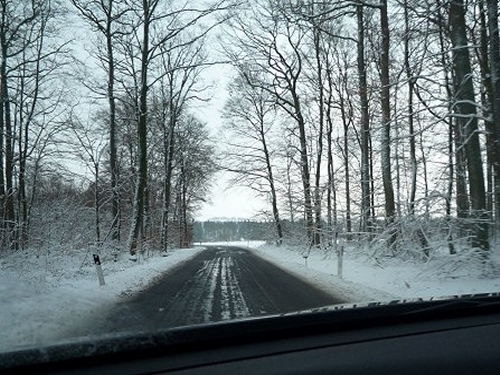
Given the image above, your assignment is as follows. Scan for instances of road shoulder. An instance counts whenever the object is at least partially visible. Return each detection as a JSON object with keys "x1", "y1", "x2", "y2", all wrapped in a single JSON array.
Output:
[{"x1": 250, "y1": 246, "x2": 396, "y2": 304}]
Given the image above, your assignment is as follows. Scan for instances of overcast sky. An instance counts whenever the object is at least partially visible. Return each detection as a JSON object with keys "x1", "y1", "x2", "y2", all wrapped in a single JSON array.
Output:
[
  {"x1": 191, "y1": 63, "x2": 267, "y2": 221},
  {"x1": 196, "y1": 172, "x2": 268, "y2": 221}
]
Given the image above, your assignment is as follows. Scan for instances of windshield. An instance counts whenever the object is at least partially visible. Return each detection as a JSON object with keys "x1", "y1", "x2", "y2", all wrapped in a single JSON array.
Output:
[{"x1": 1, "y1": 0, "x2": 500, "y2": 358}]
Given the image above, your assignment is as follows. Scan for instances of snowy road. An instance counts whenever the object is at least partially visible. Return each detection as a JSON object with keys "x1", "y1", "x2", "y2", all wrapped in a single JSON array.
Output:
[{"x1": 88, "y1": 245, "x2": 345, "y2": 334}]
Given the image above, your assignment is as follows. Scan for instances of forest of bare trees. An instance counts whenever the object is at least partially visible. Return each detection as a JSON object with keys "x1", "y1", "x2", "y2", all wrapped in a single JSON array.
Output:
[
  {"x1": 221, "y1": 0, "x2": 500, "y2": 258},
  {"x1": 1, "y1": 0, "x2": 500, "y2": 261},
  {"x1": 0, "y1": 0, "x2": 223, "y2": 254}
]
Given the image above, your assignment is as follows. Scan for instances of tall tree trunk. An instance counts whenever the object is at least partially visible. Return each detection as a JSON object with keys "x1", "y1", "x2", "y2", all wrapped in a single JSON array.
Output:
[
  {"x1": 95, "y1": 163, "x2": 101, "y2": 243},
  {"x1": 179, "y1": 160, "x2": 189, "y2": 248},
  {"x1": 325, "y1": 55, "x2": 336, "y2": 244},
  {"x1": 0, "y1": 3, "x2": 4, "y2": 239},
  {"x1": 404, "y1": 0, "x2": 417, "y2": 216},
  {"x1": 454, "y1": 120, "x2": 470, "y2": 220},
  {"x1": 2, "y1": 40, "x2": 15, "y2": 247},
  {"x1": 17, "y1": 106, "x2": 28, "y2": 249},
  {"x1": 404, "y1": 0, "x2": 429, "y2": 256},
  {"x1": 286, "y1": 152, "x2": 295, "y2": 224},
  {"x1": 128, "y1": 0, "x2": 150, "y2": 255},
  {"x1": 313, "y1": 25, "x2": 323, "y2": 246},
  {"x1": 380, "y1": 0, "x2": 396, "y2": 231},
  {"x1": 370, "y1": 132, "x2": 376, "y2": 220},
  {"x1": 292, "y1": 90, "x2": 314, "y2": 245},
  {"x1": 449, "y1": 0, "x2": 489, "y2": 251},
  {"x1": 162, "y1": 114, "x2": 175, "y2": 252},
  {"x1": 357, "y1": 4, "x2": 371, "y2": 233},
  {"x1": 106, "y1": 2, "x2": 120, "y2": 242},
  {"x1": 477, "y1": 0, "x2": 497, "y2": 231},
  {"x1": 339, "y1": 87, "x2": 352, "y2": 237},
  {"x1": 260, "y1": 120, "x2": 283, "y2": 245},
  {"x1": 436, "y1": 1, "x2": 457, "y2": 253},
  {"x1": 487, "y1": 0, "x2": 500, "y2": 234}
]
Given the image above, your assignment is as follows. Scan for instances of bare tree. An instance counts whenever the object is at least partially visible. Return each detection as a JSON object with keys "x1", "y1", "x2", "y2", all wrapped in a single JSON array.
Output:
[
  {"x1": 68, "y1": 115, "x2": 107, "y2": 244},
  {"x1": 0, "y1": 0, "x2": 68, "y2": 250},
  {"x1": 330, "y1": 42, "x2": 355, "y2": 239},
  {"x1": 154, "y1": 34, "x2": 211, "y2": 252},
  {"x1": 223, "y1": 0, "x2": 316, "y2": 244},
  {"x1": 379, "y1": 0, "x2": 396, "y2": 237},
  {"x1": 118, "y1": 0, "x2": 231, "y2": 255},
  {"x1": 171, "y1": 115, "x2": 217, "y2": 248},
  {"x1": 71, "y1": 0, "x2": 131, "y2": 243},
  {"x1": 486, "y1": 0, "x2": 500, "y2": 233},
  {"x1": 449, "y1": 0, "x2": 489, "y2": 251},
  {"x1": 357, "y1": 3, "x2": 372, "y2": 233},
  {"x1": 223, "y1": 71, "x2": 284, "y2": 245}
]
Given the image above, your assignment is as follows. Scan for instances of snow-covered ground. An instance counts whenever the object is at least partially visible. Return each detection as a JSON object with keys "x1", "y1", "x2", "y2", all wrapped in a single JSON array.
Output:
[
  {"x1": 2, "y1": 240, "x2": 500, "y2": 353},
  {"x1": 254, "y1": 242, "x2": 500, "y2": 302},
  {"x1": 0, "y1": 246, "x2": 205, "y2": 352}
]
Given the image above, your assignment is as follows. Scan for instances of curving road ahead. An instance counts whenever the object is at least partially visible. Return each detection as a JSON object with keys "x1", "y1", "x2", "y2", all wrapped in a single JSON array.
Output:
[{"x1": 93, "y1": 246, "x2": 345, "y2": 333}]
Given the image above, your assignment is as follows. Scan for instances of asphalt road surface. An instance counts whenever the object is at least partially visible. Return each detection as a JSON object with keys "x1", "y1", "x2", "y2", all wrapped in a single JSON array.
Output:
[{"x1": 93, "y1": 245, "x2": 345, "y2": 333}]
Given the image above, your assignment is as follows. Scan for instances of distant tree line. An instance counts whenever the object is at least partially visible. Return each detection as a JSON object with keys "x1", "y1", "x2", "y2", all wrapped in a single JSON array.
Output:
[{"x1": 193, "y1": 221, "x2": 275, "y2": 243}]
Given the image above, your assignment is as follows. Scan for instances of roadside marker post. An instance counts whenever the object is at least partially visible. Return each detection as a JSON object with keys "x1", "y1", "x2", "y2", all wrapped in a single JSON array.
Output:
[
  {"x1": 302, "y1": 245, "x2": 311, "y2": 268},
  {"x1": 337, "y1": 245, "x2": 344, "y2": 279},
  {"x1": 93, "y1": 254, "x2": 106, "y2": 286}
]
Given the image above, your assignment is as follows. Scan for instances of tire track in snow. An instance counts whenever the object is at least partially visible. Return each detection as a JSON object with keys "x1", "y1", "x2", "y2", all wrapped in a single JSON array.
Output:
[
  {"x1": 220, "y1": 255, "x2": 250, "y2": 320},
  {"x1": 161, "y1": 249, "x2": 250, "y2": 325},
  {"x1": 161, "y1": 256, "x2": 219, "y2": 325}
]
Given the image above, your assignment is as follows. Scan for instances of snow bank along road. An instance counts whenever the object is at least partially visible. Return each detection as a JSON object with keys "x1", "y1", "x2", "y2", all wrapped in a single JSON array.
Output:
[{"x1": 83, "y1": 245, "x2": 346, "y2": 334}]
